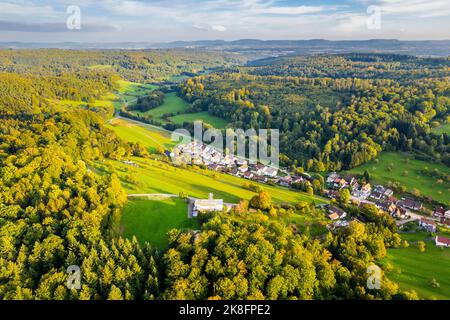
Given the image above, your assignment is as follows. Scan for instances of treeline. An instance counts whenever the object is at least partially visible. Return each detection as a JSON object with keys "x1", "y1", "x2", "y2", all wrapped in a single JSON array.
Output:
[
  {"x1": 128, "y1": 91, "x2": 165, "y2": 112},
  {"x1": 0, "y1": 49, "x2": 244, "y2": 83},
  {"x1": 179, "y1": 54, "x2": 450, "y2": 170},
  {"x1": 247, "y1": 53, "x2": 450, "y2": 80}
]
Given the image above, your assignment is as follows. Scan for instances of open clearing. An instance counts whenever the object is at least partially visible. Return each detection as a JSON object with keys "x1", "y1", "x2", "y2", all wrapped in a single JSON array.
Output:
[
  {"x1": 381, "y1": 232, "x2": 450, "y2": 300},
  {"x1": 130, "y1": 92, "x2": 189, "y2": 123},
  {"x1": 116, "y1": 80, "x2": 159, "y2": 108},
  {"x1": 107, "y1": 117, "x2": 176, "y2": 152},
  {"x1": 169, "y1": 111, "x2": 229, "y2": 129},
  {"x1": 121, "y1": 198, "x2": 198, "y2": 249},
  {"x1": 348, "y1": 152, "x2": 450, "y2": 204}
]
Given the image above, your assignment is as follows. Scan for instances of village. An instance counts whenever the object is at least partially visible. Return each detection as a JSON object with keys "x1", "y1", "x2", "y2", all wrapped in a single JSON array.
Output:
[
  {"x1": 325, "y1": 171, "x2": 450, "y2": 248},
  {"x1": 170, "y1": 140, "x2": 450, "y2": 248}
]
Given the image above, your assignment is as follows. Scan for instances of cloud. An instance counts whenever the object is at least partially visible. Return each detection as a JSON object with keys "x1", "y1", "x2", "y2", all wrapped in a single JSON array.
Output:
[
  {"x1": 212, "y1": 25, "x2": 227, "y2": 32},
  {"x1": 0, "y1": 19, "x2": 117, "y2": 32},
  {"x1": 360, "y1": 0, "x2": 450, "y2": 18},
  {"x1": 0, "y1": 1, "x2": 57, "y2": 17},
  {"x1": 256, "y1": 5, "x2": 330, "y2": 15}
]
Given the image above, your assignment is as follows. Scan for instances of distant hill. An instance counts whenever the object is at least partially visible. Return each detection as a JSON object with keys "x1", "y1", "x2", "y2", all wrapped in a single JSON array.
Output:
[{"x1": 1, "y1": 39, "x2": 450, "y2": 57}]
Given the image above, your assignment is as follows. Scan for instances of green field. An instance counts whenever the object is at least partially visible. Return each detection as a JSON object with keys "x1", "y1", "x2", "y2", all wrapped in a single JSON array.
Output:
[
  {"x1": 382, "y1": 232, "x2": 450, "y2": 300},
  {"x1": 348, "y1": 152, "x2": 450, "y2": 204},
  {"x1": 433, "y1": 123, "x2": 450, "y2": 135},
  {"x1": 131, "y1": 92, "x2": 189, "y2": 122},
  {"x1": 121, "y1": 198, "x2": 198, "y2": 248},
  {"x1": 107, "y1": 118, "x2": 176, "y2": 152},
  {"x1": 169, "y1": 111, "x2": 229, "y2": 129},
  {"x1": 116, "y1": 80, "x2": 159, "y2": 108},
  {"x1": 104, "y1": 116, "x2": 326, "y2": 204}
]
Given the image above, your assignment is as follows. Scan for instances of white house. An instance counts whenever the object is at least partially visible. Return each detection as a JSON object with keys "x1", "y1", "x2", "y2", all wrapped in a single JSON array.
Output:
[
  {"x1": 435, "y1": 235, "x2": 450, "y2": 247},
  {"x1": 262, "y1": 166, "x2": 278, "y2": 177},
  {"x1": 419, "y1": 217, "x2": 437, "y2": 233},
  {"x1": 192, "y1": 193, "x2": 223, "y2": 217}
]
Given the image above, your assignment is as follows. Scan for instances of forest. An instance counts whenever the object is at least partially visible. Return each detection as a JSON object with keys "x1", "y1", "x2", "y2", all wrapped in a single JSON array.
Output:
[
  {"x1": 179, "y1": 54, "x2": 450, "y2": 171},
  {"x1": 0, "y1": 50, "x2": 447, "y2": 300}
]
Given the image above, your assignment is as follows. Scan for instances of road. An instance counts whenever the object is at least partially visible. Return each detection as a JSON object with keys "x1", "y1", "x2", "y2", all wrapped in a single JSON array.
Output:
[{"x1": 350, "y1": 195, "x2": 423, "y2": 226}]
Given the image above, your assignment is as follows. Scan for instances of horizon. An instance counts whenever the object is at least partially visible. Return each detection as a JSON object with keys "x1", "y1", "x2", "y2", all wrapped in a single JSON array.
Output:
[{"x1": 2, "y1": 38, "x2": 450, "y2": 44}]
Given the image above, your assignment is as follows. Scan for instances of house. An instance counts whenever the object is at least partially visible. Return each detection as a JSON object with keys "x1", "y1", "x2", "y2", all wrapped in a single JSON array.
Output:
[
  {"x1": 419, "y1": 217, "x2": 437, "y2": 233},
  {"x1": 235, "y1": 159, "x2": 247, "y2": 167},
  {"x1": 397, "y1": 198, "x2": 423, "y2": 211},
  {"x1": 375, "y1": 200, "x2": 397, "y2": 215},
  {"x1": 383, "y1": 188, "x2": 394, "y2": 198},
  {"x1": 252, "y1": 163, "x2": 265, "y2": 175},
  {"x1": 328, "y1": 190, "x2": 341, "y2": 200},
  {"x1": 352, "y1": 183, "x2": 371, "y2": 200},
  {"x1": 440, "y1": 218, "x2": 450, "y2": 228},
  {"x1": 243, "y1": 172, "x2": 254, "y2": 179},
  {"x1": 253, "y1": 175, "x2": 267, "y2": 183},
  {"x1": 238, "y1": 165, "x2": 249, "y2": 173},
  {"x1": 326, "y1": 172, "x2": 340, "y2": 184},
  {"x1": 370, "y1": 190, "x2": 384, "y2": 200},
  {"x1": 292, "y1": 176, "x2": 304, "y2": 185},
  {"x1": 262, "y1": 166, "x2": 278, "y2": 177},
  {"x1": 228, "y1": 168, "x2": 239, "y2": 176},
  {"x1": 326, "y1": 173, "x2": 347, "y2": 190},
  {"x1": 393, "y1": 207, "x2": 408, "y2": 220},
  {"x1": 361, "y1": 183, "x2": 371, "y2": 195},
  {"x1": 279, "y1": 175, "x2": 293, "y2": 187},
  {"x1": 327, "y1": 206, "x2": 347, "y2": 220},
  {"x1": 434, "y1": 207, "x2": 450, "y2": 219},
  {"x1": 435, "y1": 235, "x2": 450, "y2": 247},
  {"x1": 344, "y1": 174, "x2": 358, "y2": 187},
  {"x1": 208, "y1": 164, "x2": 221, "y2": 171},
  {"x1": 192, "y1": 193, "x2": 223, "y2": 217},
  {"x1": 434, "y1": 206, "x2": 447, "y2": 218},
  {"x1": 371, "y1": 185, "x2": 393, "y2": 200}
]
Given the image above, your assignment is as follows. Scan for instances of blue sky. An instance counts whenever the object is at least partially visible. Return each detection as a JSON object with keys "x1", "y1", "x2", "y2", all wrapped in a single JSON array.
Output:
[{"x1": 0, "y1": 0, "x2": 449, "y2": 42}]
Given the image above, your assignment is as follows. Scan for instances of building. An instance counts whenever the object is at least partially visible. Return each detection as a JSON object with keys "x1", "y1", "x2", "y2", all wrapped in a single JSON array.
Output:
[
  {"x1": 352, "y1": 183, "x2": 371, "y2": 200},
  {"x1": 192, "y1": 193, "x2": 223, "y2": 217},
  {"x1": 243, "y1": 172, "x2": 254, "y2": 179},
  {"x1": 397, "y1": 198, "x2": 423, "y2": 211},
  {"x1": 279, "y1": 175, "x2": 293, "y2": 187},
  {"x1": 419, "y1": 217, "x2": 437, "y2": 233},
  {"x1": 435, "y1": 235, "x2": 450, "y2": 247},
  {"x1": 440, "y1": 218, "x2": 450, "y2": 228},
  {"x1": 434, "y1": 206, "x2": 447, "y2": 218},
  {"x1": 327, "y1": 206, "x2": 347, "y2": 220},
  {"x1": 238, "y1": 165, "x2": 249, "y2": 173},
  {"x1": 262, "y1": 166, "x2": 278, "y2": 177},
  {"x1": 326, "y1": 172, "x2": 348, "y2": 190}
]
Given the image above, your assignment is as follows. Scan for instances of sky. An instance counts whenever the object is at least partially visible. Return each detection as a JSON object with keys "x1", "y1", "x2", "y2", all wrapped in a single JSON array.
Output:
[{"x1": 0, "y1": 0, "x2": 449, "y2": 42}]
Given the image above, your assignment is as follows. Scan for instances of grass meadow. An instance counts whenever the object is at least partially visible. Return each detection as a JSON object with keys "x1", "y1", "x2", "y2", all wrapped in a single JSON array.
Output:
[{"x1": 348, "y1": 152, "x2": 450, "y2": 204}]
